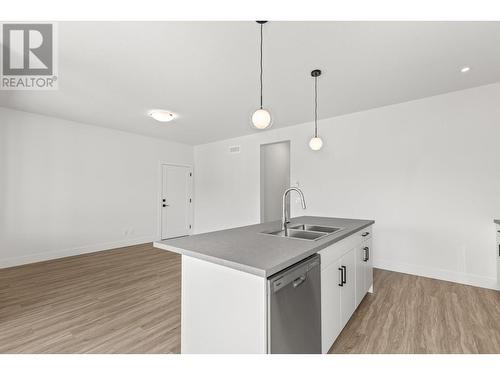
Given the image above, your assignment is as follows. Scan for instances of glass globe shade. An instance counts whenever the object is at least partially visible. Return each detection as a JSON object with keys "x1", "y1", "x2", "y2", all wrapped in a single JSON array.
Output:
[
  {"x1": 309, "y1": 137, "x2": 323, "y2": 151},
  {"x1": 251, "y1": 108, "x2": 272, "y2": 129}
]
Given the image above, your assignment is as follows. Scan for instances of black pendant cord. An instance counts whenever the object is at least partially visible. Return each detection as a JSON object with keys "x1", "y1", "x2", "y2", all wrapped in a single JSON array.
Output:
[
  {"x1": 314, "y1": 76, "x2": 318, "y2": 137},
  {"x1": 259, "y1": 23, "x2": 263, "y2": 109}
]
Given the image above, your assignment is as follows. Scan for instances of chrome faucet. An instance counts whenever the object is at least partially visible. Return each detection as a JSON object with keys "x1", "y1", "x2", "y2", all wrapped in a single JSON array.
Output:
[{"x1": 282, "y1": 187, "x2": 307, "y2": 232}]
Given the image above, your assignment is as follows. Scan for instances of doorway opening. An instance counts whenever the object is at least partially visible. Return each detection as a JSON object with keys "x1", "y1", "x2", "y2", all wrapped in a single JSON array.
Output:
[{"x1": 260, "y1": 141, "x2": 291, "y2": 223}]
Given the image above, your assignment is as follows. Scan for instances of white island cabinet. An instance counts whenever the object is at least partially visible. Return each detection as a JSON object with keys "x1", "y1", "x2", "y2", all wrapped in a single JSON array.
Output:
[
  {"x1": 181, "y1": 256, "x2": 268, "y2": 353},
  {"x1": 319, "y1": 226, "x2": 373, "y2": 353},
  {"x1": 154, "y1": 216, "x2": 374, "y2": 354}
]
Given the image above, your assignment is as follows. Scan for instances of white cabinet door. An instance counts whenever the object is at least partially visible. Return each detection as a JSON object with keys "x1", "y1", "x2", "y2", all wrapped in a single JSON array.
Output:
[
  {"x1": 363, "y1": 238, "x2": 373, "y2": 293},
  {"x1": 496, "y1": 225, "x2": 500, "y2": 285},
  {"x1": 355, "y1": 244, "x2": 365, "y2": 307},
  {"x1": 340, "y1": 249, "x2": 356, "y2": 329},
  {"x1": 321, "y1": 259, "x2": 342, "y2": 354},
  {"x1": 319, "y1": 227, "x2": 374, "y2": 352}
]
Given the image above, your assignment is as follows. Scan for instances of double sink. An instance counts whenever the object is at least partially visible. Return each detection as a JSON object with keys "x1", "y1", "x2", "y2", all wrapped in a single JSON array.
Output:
[{"x1": 261, "y1": 224, "x2": 343, "y2": 241}]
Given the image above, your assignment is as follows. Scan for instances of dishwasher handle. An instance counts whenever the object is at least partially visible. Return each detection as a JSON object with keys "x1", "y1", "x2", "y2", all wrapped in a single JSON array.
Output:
[{"x1": 292, "y1": 275, "x2": 306, "y2": 288}]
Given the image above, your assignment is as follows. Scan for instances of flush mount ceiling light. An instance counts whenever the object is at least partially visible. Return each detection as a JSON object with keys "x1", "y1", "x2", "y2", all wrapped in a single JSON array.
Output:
[
  {"x1": 460, "y1": 66, "x2": 471, "y2": 73},
  {"x1": 251, "y1": 21, "x2": 272, "y2": 130},
  {"x1": 149, "y1": 110, "x2": 176, "y2": 122},
  {"x1": 309, "y1": 69, "x2": 323, "y2": 151}
]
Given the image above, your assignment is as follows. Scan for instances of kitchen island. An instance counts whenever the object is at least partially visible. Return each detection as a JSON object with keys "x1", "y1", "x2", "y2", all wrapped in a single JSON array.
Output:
[{"x1": 154, "y1": 216, "x2": 374, "y2": 354}]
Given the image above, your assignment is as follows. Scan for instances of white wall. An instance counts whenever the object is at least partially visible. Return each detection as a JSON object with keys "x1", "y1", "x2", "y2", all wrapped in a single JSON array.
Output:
[
  {"x1": 194, "y1": 83, "x2": 500, "y2": 290},
  {"x1": 0, "y1": 107, "x2": 193, "y2": 267}
]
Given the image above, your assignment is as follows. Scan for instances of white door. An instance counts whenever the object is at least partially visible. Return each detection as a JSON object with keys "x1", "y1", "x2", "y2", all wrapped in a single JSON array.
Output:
[
  {"x1": 363, "y1": 239, "x2": 373, "y2": 293},
  {"x1": 321, "y1": 259, "x2": 342, "y2": 353},
  {"x1": 497, "y1": 227, "x2": 500, "y2": 284},
  {"x1": 161, "y1": 165, "x2": 192, "y2": 240},
  {"x1": 355, "y1": 244, "x2": 365, "y2": 308},
  {"x1": 340, "y1": 249, "x2": 356, "y2": 329}
]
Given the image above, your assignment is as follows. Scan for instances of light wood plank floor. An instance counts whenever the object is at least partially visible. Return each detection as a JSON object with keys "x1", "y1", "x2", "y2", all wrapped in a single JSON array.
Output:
[
  {"x1": 1, "y1": 243, "x2": 499, "y2": 353},
  {"x1": 0, "y1": 243, "x2": 181, "y2": 353},
  {"x1": 330, "y1": 268, "x2": 500, "y2": 353}
]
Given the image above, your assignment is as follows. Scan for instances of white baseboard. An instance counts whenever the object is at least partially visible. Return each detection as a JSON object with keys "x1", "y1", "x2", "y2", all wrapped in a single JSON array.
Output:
[
  {"x1": 375, "y1": 258, "x2": 500, "y2": 291},
  {"x1": 0, "y1": 236, "x2": 156, "y2": 269}
]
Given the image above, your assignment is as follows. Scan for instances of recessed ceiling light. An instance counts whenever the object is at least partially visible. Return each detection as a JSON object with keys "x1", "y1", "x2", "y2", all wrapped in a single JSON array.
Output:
[
  {"x1": 460, "y1": 66, "x2": 471, "y2": 73},
  {"x1": 148, "y1": 110, "x2": 176, "y2": 122}
]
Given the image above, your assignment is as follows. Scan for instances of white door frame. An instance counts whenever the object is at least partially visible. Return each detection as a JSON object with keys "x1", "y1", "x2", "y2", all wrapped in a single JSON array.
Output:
[{"x1": 157, "y1": 162, "x2": 194, "y2": 241}]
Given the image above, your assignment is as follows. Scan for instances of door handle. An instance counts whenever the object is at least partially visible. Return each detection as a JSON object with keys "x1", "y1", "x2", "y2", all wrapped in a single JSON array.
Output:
[
  {"x1": 341, "y1": 265, "x2": 347, "y2": 284},
  {"x1": 292, "y1": 275, "x2": 306, "y2": 288},
  {"x1": 363, "y1": 246, "x2": 369, "y2": 262},
  {"x1": 338, "y1": 268, "x2": 344, "y2": 286},
  {"x1": 162, "y1": 204, "x2": 170, "y2": 207},
  {"x1": 362, "y1": 232, "x2": 370, "y2": 237}
]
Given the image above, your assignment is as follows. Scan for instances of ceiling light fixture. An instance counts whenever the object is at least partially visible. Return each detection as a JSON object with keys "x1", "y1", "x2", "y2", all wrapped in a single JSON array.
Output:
[
  {"x1": 149, "y1": 110, "x2": 176, "y2": 122},
  {"x1": 460, "y1": 66, "x2": 471, "y2": 73},
  {"x1": 251, "y1": 21, "x2": 272, "y2": 130},
  {"x1": 309, "y1": 69, "x2": 323, "y2": 151}
]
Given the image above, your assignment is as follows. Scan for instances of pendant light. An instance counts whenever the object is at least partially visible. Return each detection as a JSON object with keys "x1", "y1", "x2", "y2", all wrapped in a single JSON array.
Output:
[
  {"x1": 309, "y1": 69, "x2": 323, "y2": 151},
  {"x1": 251, "y1": 21, "x2": 272, "y2": 129}
]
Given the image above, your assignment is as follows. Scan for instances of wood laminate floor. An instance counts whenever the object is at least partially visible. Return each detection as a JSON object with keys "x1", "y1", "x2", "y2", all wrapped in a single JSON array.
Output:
[
  {"x1": 1, "y1": 243, "x2": 499, "y2": 353},
  {"x1": 330, "y1": 268, "x2": 500, "y2": 353},
  {"x1": 0, "y1": 243, "x2": 181, "y2": 353}
]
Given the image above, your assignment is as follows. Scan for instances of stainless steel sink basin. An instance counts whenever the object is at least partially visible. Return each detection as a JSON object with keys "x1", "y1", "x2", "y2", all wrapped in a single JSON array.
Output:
[
  {"x1": 289, "y1": 224, "x2": 343, "y2": 234},
  {"x1": 263, "y1": 229, "x2": 327, "y2": 240},
  {"x1": 260, "y1": 223, "x2": 344, "y2": 241}
]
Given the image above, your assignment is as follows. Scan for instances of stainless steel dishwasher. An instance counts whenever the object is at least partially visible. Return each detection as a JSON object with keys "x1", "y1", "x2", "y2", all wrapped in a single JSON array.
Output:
[{"x1": 267, "y1": 254, "x2": 321, "y2": 354}]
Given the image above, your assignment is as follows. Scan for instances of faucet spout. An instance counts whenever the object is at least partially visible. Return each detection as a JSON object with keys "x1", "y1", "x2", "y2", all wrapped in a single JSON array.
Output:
[{"x1": 281, "y1": 187, "x2": 307, "y2": 231}]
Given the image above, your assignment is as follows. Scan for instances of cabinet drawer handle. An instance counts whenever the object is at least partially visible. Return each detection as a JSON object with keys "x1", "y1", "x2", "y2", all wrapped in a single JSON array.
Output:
[
  {"x1": 341, "y1": 265, "x2": 347, "y2": 284},
  {"x1": 338, "y1": 268, "x2": 344, "y2": 286},
  {"x1": 363, "y1": 246, "x2": 369, "y2": 262},
  {"x1": 361, "y1": 232, "x2": 370, "y2": 237}
]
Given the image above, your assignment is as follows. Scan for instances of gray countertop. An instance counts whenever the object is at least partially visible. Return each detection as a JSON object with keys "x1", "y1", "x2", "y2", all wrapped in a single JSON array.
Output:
[
  {"x1": 153, "y1": 216, "x2": 374, "y2": 277},
  {"x1": 495, "y1": 219, "x2": 500, "y2": 225}
]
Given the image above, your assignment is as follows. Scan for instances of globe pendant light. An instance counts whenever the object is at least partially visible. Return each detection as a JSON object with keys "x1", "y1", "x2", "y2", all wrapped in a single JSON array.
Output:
[
  {"x1": 309, "y1": 69, "x2": 323, "y2": 150},
  {"x1": 251, "y1": 21, "x2": 272, "y2": 129}
]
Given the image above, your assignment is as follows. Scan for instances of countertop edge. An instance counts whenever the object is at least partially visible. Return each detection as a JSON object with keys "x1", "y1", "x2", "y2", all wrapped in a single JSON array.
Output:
[
  {"x1": 154, "y1": 219, "x2": 374, "y2": 278},
  {"x1": 154, "y1": 241, "x2": 267, "y2": 277}
]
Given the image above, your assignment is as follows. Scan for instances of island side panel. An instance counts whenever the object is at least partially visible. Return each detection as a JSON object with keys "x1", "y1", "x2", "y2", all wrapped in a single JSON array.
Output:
[{"x1": 181, "y1": 255, "x2": 268, "y2": 353}]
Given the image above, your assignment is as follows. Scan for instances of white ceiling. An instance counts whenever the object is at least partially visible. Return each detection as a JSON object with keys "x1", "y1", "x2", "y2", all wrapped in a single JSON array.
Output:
[{"x1": 2, "y1": 21, "x2": 500, "y2": 145}]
